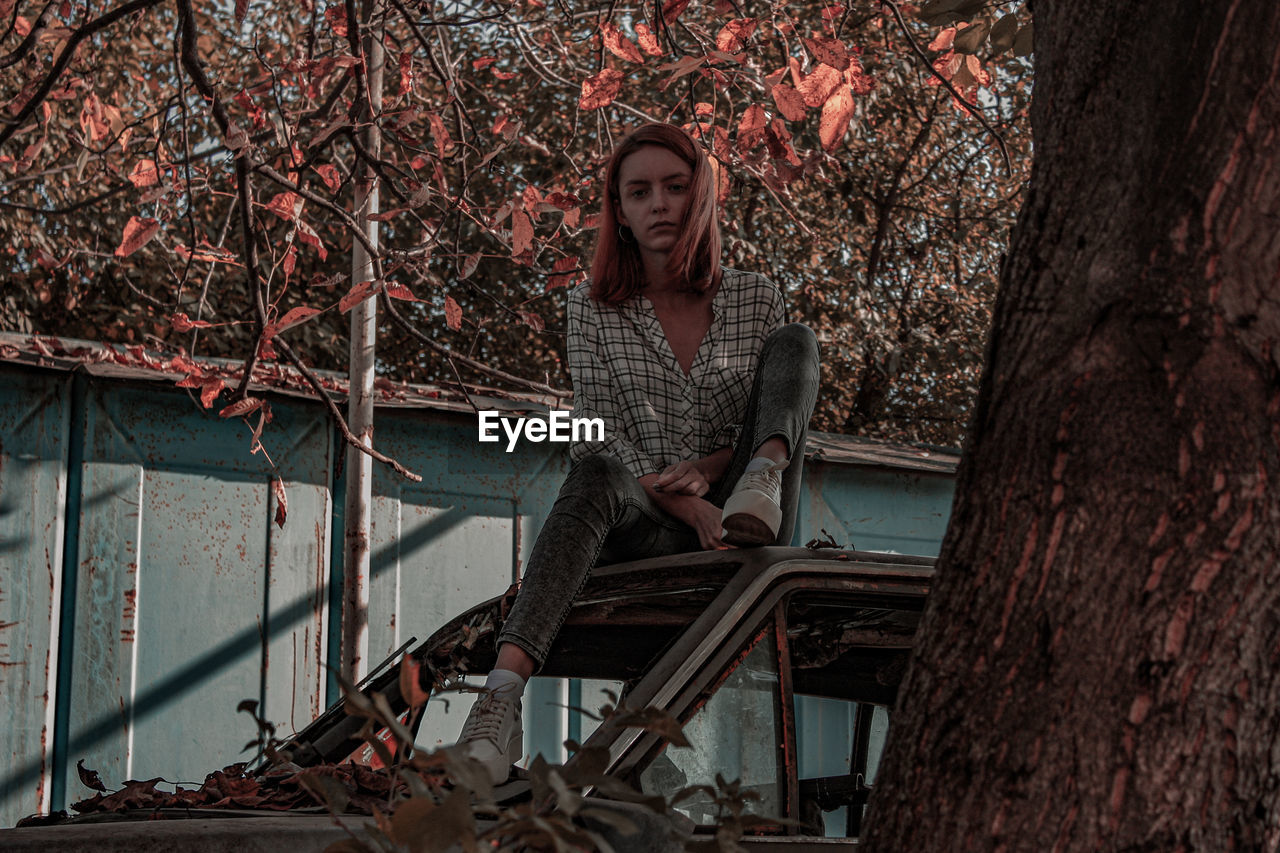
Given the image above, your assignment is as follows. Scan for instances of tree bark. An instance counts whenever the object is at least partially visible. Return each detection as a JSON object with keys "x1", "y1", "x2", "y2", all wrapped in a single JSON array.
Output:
[{"x1": 864, "y1": 2, "x2": 1280, "y2": 851}]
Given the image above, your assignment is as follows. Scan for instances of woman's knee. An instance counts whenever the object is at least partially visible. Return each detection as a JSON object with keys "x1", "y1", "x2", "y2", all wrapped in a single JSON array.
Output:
[
  {"x1": 566, "y1": 453, "x2": 635, "y2": 495},
  {"x1": 763, "y1": 323, "x2": 819, "y2": 364}
]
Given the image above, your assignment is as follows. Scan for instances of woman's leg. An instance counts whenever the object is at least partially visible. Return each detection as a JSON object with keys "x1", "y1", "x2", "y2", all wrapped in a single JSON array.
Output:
[
  {"x1": 460, "y1": 452, "x2": 696, "y2": 783},
  {"x1": 716, "y1": 323, "x2": 820, "y2": 545}
]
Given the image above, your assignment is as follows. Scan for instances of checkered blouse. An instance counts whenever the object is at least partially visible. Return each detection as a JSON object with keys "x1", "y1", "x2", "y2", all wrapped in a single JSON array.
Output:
[{"x1": 566, "y1": 268, "x2": 786, "y2": 478}]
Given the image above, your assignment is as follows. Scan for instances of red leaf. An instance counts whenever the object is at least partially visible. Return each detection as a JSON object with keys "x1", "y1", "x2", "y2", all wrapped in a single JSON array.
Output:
[
  {"x1": 738, "y1": 104, "x2": 767, "y2": 153},
  {"x1": 398, "y1": 51, "x2": 413, "y2": 96},
  {"x1": 819, "y1": 84, "x2": 856, "y2": 151},
  {"x1": 511, "y1": 210, "x2": 534, "y2": 256},
  {"x1": 324, "y1": 5, "x2": 347, "y2": 38},
  {"x1": 716, "y1": 18, "x2": 757, "y2": 53},
  {"x1": 219, "y1": 397, "x2": 264, "y2": 418},
  {"x1": 578, "y1": 68, "x2": 624, "y2": 110},
  {"x1": 235, "y1": 0, "x2": 248, "y2": 27},
  {"x1": 928, "y1": 27, "x2": 956, "y2": 51},
  {"x1": 520, "y1": 311, "x2": 544, "y2": 332},
  {"x1": 366, "y1": 208, "x2": 407, "y2": 222},
  {"x1": 444, "y1": 295, "x2": 462, "y2": 331},
  {"x1": 262, "y1": 306, "x2": 320, "y2": 340},
  {"x1": 428, "y1": 112, "x2": 452, "y2": 159},
  {"x1": 189, "y1": 377, "x2": 227, "y2": 409},
  {"x1": 660, "y1": 0, "x2": 690, "y2": 24},
  {"x1": 460, "y1": 252, "x2": 481, "y2": 280},
  {"x1": 175, "y1": 242, "x2": 242, "y2": 266},
  {"x1": 770, "y1": 83, "x2": 807, "y2": 121},
  {"x1": 798, "y1": 63, "x2": 842, "y2": 108},
  {"x1": 385, "y1": 283, "x2": 420, "y2": 301},
  {"x1": 128, "y1": 159, "x2": 161, "y2": 188},
  {"x1": 295, "y1": 219, "x2": 328, "y2": 261},
  {"x1": 170, "y1": 312, "x2": 212, "y2": 333},
  {"x1": 265, "y1": 192, "x2": 301, "y2": 223},
  {"x1": 601, "y1": 22, "x2": 644, "y2": 64},
  {"x1": 340, "y1": 280, "x2": 380, "y2": 313},
  {"x1": 548, "y1": 255, "x2": 582, "y2": 289},
  {"x1": 114, "y1": 217, "x2": 160, "y2": 258},
  {"x1": 635, "y1": 22, "x2": 664, "y2": 56},
  {"x1": 272, "y1": 477, "x2": 287, "y2": 529},
  {"x1": 315, "y1": 163, "x2": 341, "y2": 192},
  {"x1": 804, "y1": 36, "x2": 850, "y2": 71}
]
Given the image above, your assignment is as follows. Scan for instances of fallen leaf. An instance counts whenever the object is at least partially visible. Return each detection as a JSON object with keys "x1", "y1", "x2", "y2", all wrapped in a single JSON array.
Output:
[{"x1": 76, "y1": 760, "x2": 107, "y2": 793}]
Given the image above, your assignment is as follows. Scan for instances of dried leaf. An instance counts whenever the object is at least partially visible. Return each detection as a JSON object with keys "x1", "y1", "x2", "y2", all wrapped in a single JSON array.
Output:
[
  {"x1": 797, "y1": 63, "x2": 842, "y2": 108},
  {"x1": 953, "y1": 19, "x2": 990, "y2": 54},
  {"x1": 219, "y1": 397, "x2": 264, "y2": 419},
  {"x1": 578, "y1": 68, "x2": 624, "y2": 110},
  {"x1": 315, "y1": 163, "x2": 342, "y2": 192},
  {"x1": 170, "y1": 312, "x2": 212, "y2": 333},
  {"x1": 262, "y1": 306, "x2": 320, "y2": 340},
  {"x1": 113, "y1": 216, "x2": 160, "y2": 258},
  {"x1": 819, "y1": 84, "x2": 856, "y2": 151},
  {"x1": 1012, "y1": 21, "x2": 1034, "y2": 57},
  {"x1": 427, "y1": 112, "x2": 452, "y2": 159},
  {"x1": 634, "y1": 22, "x2": 664, "y2": 56},
  {"x1": 770, "y1": 83, "x2": 807, "y2": 122},
  {"x1": 601, "y1": 21, "x2": 644, "y2": 64},
  {"x1": 128, "y1": 159, "x2": 161, "y2": 188},
  {"x1": 989, "y1": 14, "x2": 1019, "y2": 53},
  {"x1": 76, "y1": 760, "x2": 106, "y2": 793},
  {"x1": 272, "y1": 476, "x2": 287, "y2": 529},
  {"x1": 234, "y1": 0, "x2": 248, "y2": 27},
  {"x1": 460, "y1": 252, "x2": 481, "y2": 280},
  {"x1": 660, "y1": 0, "x2": 690, "y2": 24},
  {"x1": 804, "y1": 36, "x2": 850, "y2": 70},
  {"x1": 511, "y1": 209, "x2": 534, "y2": 256},
  {"x1": 265, "y1": 192, "x2": 302, "y2": 223},
  {"x1": 716, "y1": 18, "x2": 757, "y2": 53},
  {"x1": 340, "y1": 280, "x2": 380, "y2": 313},
  {"x1": 548, "y1": 255, "x2": 582, "y2": 289},
  {"x1": 927, "y1": 26, "x2": 956, "y2": 51},
  {"x1": 444, "y1": 296, "x2": 462, "y2": 331},
  {"x1": 737, "y1": 104, "x2": 767, "y2": 152}
]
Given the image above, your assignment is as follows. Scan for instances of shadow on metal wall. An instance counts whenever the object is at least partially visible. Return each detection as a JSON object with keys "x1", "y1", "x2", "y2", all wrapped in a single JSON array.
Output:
[{"x1": 0, "y1": 503, "x2": 473, "y2": 815}]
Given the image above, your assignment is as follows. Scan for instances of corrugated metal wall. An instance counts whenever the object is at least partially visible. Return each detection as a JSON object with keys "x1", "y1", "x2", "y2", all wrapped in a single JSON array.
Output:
[{"x1": 0, "y1": 362, "x2": 955, "y2": 827}]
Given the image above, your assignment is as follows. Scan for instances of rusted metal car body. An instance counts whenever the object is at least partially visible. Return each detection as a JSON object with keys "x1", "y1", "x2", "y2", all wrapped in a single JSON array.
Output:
[{"x1": 1, "y1": 546, "x2": 932, "y2": 851}]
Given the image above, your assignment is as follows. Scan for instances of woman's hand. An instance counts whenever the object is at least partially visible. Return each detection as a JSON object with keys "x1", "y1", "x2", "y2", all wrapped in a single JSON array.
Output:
[
  {"x1": 647, "y1": 492, "x2": 732, "y2": 550},
  {"x1": 653, "y1": 460, "x2": 711, "y2": 496}
]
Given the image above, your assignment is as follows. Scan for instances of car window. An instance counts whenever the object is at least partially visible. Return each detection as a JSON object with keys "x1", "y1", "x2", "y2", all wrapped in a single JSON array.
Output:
[
  {"x1": 637, "y1": 624, "x2": 783, "y2": 826},
  {"x1": 794, "y1": 694, "x2": 889, "y2": 837}
]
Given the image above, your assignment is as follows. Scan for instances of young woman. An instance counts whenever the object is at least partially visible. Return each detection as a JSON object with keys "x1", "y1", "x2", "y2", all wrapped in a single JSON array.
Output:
[{"x1": 458, "y1": 122, "x2": 820, "y2": 783}]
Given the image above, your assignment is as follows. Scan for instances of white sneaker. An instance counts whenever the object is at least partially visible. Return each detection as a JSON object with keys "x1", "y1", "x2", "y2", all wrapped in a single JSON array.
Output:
[
  {"x1": 458, "y1": 689, "x2": 523, "y2": 785},
  {"x1": 721, "y1": 459, "x2": 788, "y2": 546}
]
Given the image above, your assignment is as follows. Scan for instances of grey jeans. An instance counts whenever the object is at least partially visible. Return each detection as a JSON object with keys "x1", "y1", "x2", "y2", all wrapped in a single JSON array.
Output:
[{"x1": 498, "y1": 323, "x2": 820, "y2": 669}]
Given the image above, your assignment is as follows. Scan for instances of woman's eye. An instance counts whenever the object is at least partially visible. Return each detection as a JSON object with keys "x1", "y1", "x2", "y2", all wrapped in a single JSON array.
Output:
[{"x1": 669, "y1": 183, "x2": 687, "y2": 193}]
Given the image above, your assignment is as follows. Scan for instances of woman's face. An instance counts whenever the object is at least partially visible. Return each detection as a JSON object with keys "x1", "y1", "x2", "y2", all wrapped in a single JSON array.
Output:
[{"x1": 614, "y1": 144, "x2": 693, "y2": 257}]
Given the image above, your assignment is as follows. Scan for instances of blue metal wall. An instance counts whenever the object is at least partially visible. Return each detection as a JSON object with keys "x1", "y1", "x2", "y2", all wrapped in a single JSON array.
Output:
[{"x1": 0, "y1": 362, "x2": 955, "y2": 827}]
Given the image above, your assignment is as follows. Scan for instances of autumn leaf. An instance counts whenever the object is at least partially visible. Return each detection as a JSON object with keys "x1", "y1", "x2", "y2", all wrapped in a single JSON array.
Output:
[
  {"x1": 989, "y1": 14, "x2": 1019, "y2": 53},
  {"x1": 265, "y1": 192, "x2": 301, "y2": 223},
  {"x1": 520, "y1": 311, "x2": 544, "y2": 332},
  {"x1": 271, "y1": 477, "x2": 287, "y2": 529},
  {"x1": 128, "y1": 159, "x2": 161, "y2": 188},
  {"x1": 511, "y1": 210, "x2": 534, "y2": 256},
  {"x1": 444, "y1": 295, "x2": 462, "y2": 331},
  {"x1": 460, "y1": 251, "x2": 481, "y2": 280},
  {"x1": 428, "y1": 112, "x2": 452, "y2": 159},
  {"x1": 600, "y1": 22, "x2": 644, "y2": 64},
  {"x1": 77, "y1": 760, "x2": 107, "y2": 793},
  {"x1": 340, "y1": 280, "x2": 380, "y2": 313},
  {"x1": 635, "y1": 22, "x2": 664, "y2": 56},
  {"x1": 820, "y1": 84, "x2": 856, "y2": 151},
  {"x1": 548, "y1": 255, "x2": 582, "y2": 289},
  {"x1": 175, "y1": 243, "x2": 241, "y2": 266},
  {"x1": 770, "y1": 83, "x2": 807, "y2": 121},
  {"x1": 928, "y1": 27, "x2": 956, "y2": 51},
  {"x1": 660, "y1": 0, "x2": 690, "y2": 24},
  {"x1": 804, "y1": 36, "x2": 851, "y2": 71},
  {"x1": 797, "y1": 63, "x2": 842, "y2": 108},
  {"x1": 315, "y1": 163, "x2": 341, "y2": 192},
  {"x1": 177, "y1": 374, "x2": 227, "y2": 409},
  {"x1": 324, "y1": 5, "x2": 347, "y2": 38},
  {"x1": 738, "y1": 104, "x2": 768, "y2": 153},
  {"x1": 235, "y1": 0, "x2": 248, "y2": 27},
  {"x1": 262, "y1": 306, "x2": 320, "y2": 340},
  {"x1": 219, "y1": 397, "x2": 264, "y2": 418},
  {"x1": 170, "y1": 312, "x2": 213, "y2": 333},
  {"x1": 385, "y1": 283, "x2": 420, "y2": 301},
  {"x1": 716, "y1": 18, "x2": 757, "y2": 53},
  {"x1": 114, "y1": 216, "x2": 160, "y2": 258},
  {"x1": 578, "y1": 68, "x2": 624, "y2": 110}
]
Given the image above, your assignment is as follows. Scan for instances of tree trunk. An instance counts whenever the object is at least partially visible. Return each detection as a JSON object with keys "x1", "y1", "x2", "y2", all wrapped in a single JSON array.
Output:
[{"x1": 864, "y1": 2, "x2": 1280, "y2": 851}]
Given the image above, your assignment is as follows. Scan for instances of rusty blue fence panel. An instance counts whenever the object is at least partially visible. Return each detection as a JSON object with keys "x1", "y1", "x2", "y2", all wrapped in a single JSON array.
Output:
[
  {"x1": 0, "y1": 369, "x2": 70, "y2": 824},
  {"x1": 0, "y1": 359, "x2": 958, "y2": 827}
]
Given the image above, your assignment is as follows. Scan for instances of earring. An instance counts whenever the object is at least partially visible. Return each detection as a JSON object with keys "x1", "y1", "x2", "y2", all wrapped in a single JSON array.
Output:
[{"x1": 617, "y1": 224, "x2": 634, "y2": 243}]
